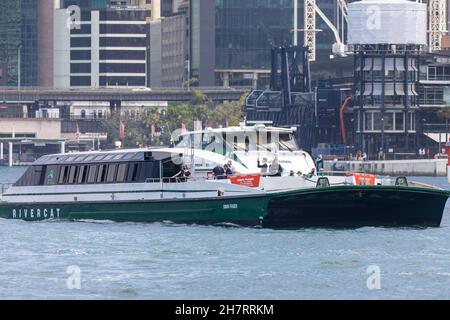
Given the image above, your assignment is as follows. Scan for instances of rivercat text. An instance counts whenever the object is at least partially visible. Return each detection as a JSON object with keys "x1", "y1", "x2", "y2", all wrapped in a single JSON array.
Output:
[{"x1": 11, "y1": 208, "x2": 61, "y2": 220}]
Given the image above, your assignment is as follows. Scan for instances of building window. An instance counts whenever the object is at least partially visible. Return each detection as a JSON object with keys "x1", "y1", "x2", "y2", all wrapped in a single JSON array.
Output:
[
  {"x1": 99, "y1": 63, "x2": 146, "y2": 73},
  {"x1": 363, "y1": 111, "x2": 406, "y2": 132},
  {"x1": 99, "y1": 37, "x2": 147, "y2": 47},
  {"x1": 71, "y1": 50, "x2": 91, "y2": 60},
  {"x1": 70, "y1": 37, "x2": 91, "y2": 47},
  {"x1": 71, "y1": 76, "x2": 91, "y2": 86},
  {"x1": 100, "y1": 24, "x2": 146, "y2": 34},
  {"x1": 100, "y1": 50, "x2": 145, "y2": 60},
  {"x1": 71, "y1": 63, "x2": 91, "y2": 73},
  {"x1": 100, "y1": 76, "x2": 145, "y2": 86},
  {"x1": 409, "y1": 112, "x2": 416, "y2": 132}
]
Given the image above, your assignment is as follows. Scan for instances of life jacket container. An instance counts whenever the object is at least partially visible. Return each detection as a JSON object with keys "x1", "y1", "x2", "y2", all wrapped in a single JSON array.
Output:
[
  {"x1": 346, "y1": 173, "x2": 376, "y2": 186},
  {"x1": 228, "y1": 174, "x2": 261, "y2": 188}
]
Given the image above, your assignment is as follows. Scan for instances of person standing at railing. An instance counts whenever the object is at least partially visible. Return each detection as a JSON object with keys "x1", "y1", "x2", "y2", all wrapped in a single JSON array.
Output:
[{"x1": 315, "y1": 154, "x2": 324, "y2": 171}]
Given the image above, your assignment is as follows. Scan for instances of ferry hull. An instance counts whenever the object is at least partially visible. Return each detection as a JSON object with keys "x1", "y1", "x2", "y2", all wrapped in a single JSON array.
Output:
[
  {"x1": 264, "y1": 186, "x2": 449, "y2": 228},
  {"x1": 0, "y1": 195, "x2": 269, "y2": 226}
]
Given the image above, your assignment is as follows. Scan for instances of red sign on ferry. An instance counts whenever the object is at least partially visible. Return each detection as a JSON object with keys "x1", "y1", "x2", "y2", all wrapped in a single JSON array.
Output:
[{"x1": 228, "y1": 174, "x2": 261, "y2": 188}]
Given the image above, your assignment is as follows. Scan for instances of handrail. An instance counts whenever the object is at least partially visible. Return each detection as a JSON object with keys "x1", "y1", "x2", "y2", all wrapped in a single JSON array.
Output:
[{"x1": 409, "y1": 181, "x2": 440, "y2": 190}]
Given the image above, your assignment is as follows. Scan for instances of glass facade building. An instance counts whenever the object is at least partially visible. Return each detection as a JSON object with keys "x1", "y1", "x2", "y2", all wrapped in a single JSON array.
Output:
[
  {"x1": 0, "y1": 0, "x2": 38, "y2": 87},
  {"x1": 215, "y1": 0, "x2": 337, "y2": 69}
]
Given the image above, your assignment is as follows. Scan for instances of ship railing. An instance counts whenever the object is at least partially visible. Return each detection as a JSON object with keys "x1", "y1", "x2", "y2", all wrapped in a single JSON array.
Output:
[{"x1": 144, "y1": 177, "x2": 196, "y2": 184}]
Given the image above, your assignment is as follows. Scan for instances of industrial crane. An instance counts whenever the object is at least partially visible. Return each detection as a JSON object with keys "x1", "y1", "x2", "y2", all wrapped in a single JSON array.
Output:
[{"x1": 294, "y1": 0, "x2": 349, "y2": 62}]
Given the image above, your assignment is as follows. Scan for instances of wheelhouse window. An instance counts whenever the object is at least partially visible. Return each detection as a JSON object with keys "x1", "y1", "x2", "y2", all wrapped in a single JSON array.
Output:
[{"x1": 279, "y1": 133, "x2": 298, "y2": 151}]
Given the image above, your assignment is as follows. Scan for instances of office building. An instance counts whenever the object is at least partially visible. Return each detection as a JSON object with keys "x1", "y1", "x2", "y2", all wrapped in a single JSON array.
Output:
[{"x1": 54, "y1": 1, "x2": 151, "y2": 88}]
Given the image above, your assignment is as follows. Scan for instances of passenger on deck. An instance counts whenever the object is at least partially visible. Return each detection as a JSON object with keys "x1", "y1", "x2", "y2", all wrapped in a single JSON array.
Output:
[
  {"x1": 213, "y1": 164, "x2": 226, "y2": 180},
  {"x1": 172, "y1": 164, "x2": 191, "y2": 181},
  {"x1": 224, "y1": 164, "x2": 233, "y2": 177},
  {"x1": 227, "y1": 160, "x2": 235, "y2": 174},
  {"x1": 306, "y1": 168, "x2": 316, "y2": 179},
  {"x1": 315, "y1": 154, "x2": 324, "y2": 170},
  {"x1": 257, "y1": 157, "x2": 268, "y2": 175},
  {"x1": 268, "y1": 157, "x2": 282, "y2": 177}
]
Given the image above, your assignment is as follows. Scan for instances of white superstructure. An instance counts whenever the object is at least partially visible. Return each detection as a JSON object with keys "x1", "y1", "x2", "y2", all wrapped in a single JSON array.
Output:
[{"x1": 171, "y1": 123, "x2": 316, "y2": 177}]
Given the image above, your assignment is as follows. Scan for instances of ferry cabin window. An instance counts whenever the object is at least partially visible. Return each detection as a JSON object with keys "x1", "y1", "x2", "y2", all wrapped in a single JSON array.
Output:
[
  {"x1": 68, "y1": 166, "x2": 79, "y2": 184},
  {"x1": 107, "y1": 164, "x2": 117, "y2": 183},
  {"x1": 116, "y1": 164, "x2": 128, "y2": 182},
  {"x1": 14, "y1": 166, "x2": 45, "y2": 186},
  {"x1": 127, "y1": 163, "x2": 140, "y2": 182},
  {"x1": 97, "y1": 164, "x2": 108, "y2": 183},
  {"x1": 59, "y1": 166, "x2": 70, "y2": 184},
  {"x1": 77, "y1": 165, "x2": 89, "y2": 184},
  {"x1": 87, "y1": 165, "x2": 98, "y2": 183},
  {"x1": 45, "y1": 165, "x2": 59, "y2": 185}
]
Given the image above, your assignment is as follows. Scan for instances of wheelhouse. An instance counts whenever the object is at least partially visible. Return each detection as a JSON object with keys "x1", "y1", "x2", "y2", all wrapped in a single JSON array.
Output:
[
  {"x1": 14, "y1": 150, "x2": 184, "y2": 187},
  {"x1": 174, "y1": 126, "x2": 299, "y2": 154}
]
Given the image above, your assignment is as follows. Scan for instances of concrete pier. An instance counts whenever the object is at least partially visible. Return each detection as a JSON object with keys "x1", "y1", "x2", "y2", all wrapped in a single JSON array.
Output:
[{"x1": 325, "y1": 159, "x2": 448, "y2": 177}]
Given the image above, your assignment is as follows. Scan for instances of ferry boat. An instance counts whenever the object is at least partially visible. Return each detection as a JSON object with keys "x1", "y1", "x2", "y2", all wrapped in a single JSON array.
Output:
[
  {"x1": 0, "y1": 124, "x2": 449, "y2": 228},
  {"x1": 0, "y1": 149, "x2": 271, "y2": 225}
]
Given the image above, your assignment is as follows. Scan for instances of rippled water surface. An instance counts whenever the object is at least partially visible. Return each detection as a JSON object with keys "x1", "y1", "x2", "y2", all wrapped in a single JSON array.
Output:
[{"x1": 1, "y1": 166, "x2": 450, "y2": 299}]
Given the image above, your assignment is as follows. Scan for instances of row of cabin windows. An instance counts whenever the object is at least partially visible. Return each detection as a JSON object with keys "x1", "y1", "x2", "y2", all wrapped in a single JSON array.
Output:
[
  {"x1": 57, "y1": 162, "x2": 143, "y2": 185},
  {"x1": 15, "y1": 162, "x2": 157, "y2": 187}
]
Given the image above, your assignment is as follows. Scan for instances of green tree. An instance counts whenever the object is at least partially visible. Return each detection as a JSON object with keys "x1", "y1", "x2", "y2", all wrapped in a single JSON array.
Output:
[
  {"x1": 101, "y1": 113, "x2": 151, "y2": 149},
  {"x1": 100, "y1": 91, "x2": 247, "y2": 149}
]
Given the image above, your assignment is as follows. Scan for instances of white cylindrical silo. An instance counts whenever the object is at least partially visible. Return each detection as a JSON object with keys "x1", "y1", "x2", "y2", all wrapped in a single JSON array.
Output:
[{"x1": 347, "y1": 0, "x2": 427, "y2": 46}]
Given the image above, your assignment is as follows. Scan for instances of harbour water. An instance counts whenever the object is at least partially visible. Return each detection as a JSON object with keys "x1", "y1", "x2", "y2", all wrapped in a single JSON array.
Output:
[{"x1": 0, "y1": 166, "x2": 450, "y2": 300}]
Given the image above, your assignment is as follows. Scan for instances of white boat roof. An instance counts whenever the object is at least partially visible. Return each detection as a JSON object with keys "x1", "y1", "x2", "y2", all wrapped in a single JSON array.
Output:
[{"x1": 177, "y1": 125, "x2": 296, "y2": 136}]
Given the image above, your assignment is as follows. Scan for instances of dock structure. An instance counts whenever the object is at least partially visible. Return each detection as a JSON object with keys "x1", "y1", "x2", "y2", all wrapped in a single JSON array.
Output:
[
  {"x1": 0, "y1": 138, "x2": 66, "y2": 167},
  {"x1": 325, "y1": 159, "x2": 448, "y2": 177}
]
